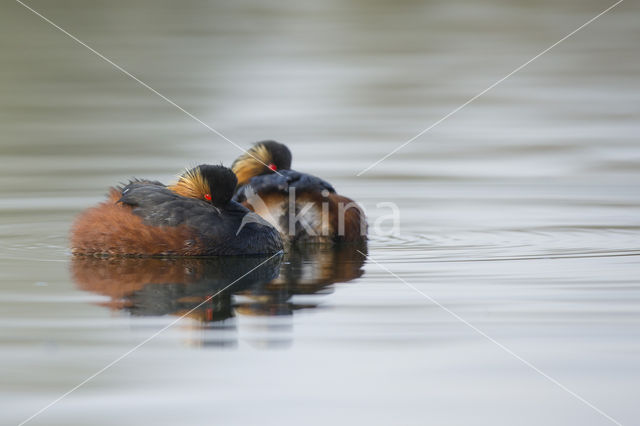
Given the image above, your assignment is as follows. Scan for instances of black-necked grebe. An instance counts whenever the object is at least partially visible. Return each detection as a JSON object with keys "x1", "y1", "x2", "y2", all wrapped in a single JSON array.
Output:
[
  {"x1": 70, "y1": 164, "x2": 283, "y2": 256},
  {"x1": 231, "y1": 141, "x2": 367, "y2": 243}
]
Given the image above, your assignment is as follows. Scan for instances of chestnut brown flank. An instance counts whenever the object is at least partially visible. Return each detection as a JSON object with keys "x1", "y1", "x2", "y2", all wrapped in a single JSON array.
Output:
[
  {"x1": 240, "y1": 190, "x2": 365, "y2": 242},
  {"x1": 327, "y1": 193, "x2": 365, "y2": 242},
  {"x1": 70, "y1": 188, "x2": 204, "y2": 256}
]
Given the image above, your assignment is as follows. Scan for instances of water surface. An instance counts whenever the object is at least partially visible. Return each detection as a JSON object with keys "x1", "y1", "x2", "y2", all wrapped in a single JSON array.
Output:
[{"x1": 1, "y1": 0, "x2": 639, "y2": 425}]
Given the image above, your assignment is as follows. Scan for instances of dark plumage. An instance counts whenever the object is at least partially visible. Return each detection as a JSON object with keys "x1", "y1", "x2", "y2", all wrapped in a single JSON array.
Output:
[
  {"x1": 70, "y1": 165, "x2": 283, "y2": 256},
  {"x1": 234, "y1": 169, "x2": 335, "y2": 203},
  {"x1": 231, "y1": 141, "x2": 367, "y2": 243}
]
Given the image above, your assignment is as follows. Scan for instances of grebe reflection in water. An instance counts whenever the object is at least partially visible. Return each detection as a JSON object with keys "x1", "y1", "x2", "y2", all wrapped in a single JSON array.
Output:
[{"x1": 71, "y1": 245, "x2": 366, "y2": 346}]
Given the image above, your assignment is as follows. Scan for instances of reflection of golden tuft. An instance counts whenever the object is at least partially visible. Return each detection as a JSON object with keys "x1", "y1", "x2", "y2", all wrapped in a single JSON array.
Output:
[
  {"x1": 168, "y1": 167, "x2": 210, "y2": 200},
  {"x1": 231, "y1": 144, "x2": 273, "y2": 186}
]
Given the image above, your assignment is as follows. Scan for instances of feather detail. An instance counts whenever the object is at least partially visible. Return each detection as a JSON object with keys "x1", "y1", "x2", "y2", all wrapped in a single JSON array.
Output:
[
  {"x1": 231, "y1": 144, "x2": 273, "y2": 186},
  {"x1": 168, "y1": 167, "x2": 210, "y2": 200}
]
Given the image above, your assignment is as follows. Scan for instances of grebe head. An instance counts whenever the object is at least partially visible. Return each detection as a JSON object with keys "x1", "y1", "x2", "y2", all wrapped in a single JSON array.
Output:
[
  {"x1": 170, "y1": 164, "x2": 237, "y2": 206},
  {"x1": 231, "y1": 140, "x2": 292, "y2": 186}
]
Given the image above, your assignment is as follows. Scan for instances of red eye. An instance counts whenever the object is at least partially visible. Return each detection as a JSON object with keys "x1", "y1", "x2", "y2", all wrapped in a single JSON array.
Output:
[
  {"x1": 268, "y1": 163, "x2": 277, "y2": 171},
  {"x1": 204, "y1": 193, "x2": 212, "y2": 201}
]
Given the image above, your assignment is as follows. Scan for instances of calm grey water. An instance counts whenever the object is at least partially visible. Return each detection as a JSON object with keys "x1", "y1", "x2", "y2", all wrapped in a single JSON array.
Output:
[{"x1": 1, "y1": 0, "x2": 639, "y2": 425}]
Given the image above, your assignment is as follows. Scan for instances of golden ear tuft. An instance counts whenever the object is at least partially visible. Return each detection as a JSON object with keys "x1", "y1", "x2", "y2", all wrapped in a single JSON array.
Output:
[
  {"x1": 231, "y1": 144, "x2": 273, "y2": 186},
  {"x1": 168, "y1": 168, "x2": 210, "y2": 200}
]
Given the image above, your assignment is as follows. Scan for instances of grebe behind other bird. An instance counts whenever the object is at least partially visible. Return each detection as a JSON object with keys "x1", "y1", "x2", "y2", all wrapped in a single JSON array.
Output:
[
  {"x1": 70, "y1": 164, "x2": 283, "y2": 256},
  {"x1": 231, "y1": 141, "x2": 367, "y2": 244}
]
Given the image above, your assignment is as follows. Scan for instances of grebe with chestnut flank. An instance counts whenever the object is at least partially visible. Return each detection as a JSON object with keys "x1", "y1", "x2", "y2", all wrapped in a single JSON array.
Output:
[
  {"x1": 231, "y1": 141, "x2": 367, "y2": 243},
  {"x1": 70, "y1": 164, "x2": 283, "y2": 256}
]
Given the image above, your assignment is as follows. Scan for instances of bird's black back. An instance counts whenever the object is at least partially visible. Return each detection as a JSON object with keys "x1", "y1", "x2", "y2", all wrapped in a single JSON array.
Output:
[
  {"x1": 119, "y1": 182, "x2": 283, "y2": 255},
  {"x1": 233, "y1": 169, "x2": 335, "y2": 203}
]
